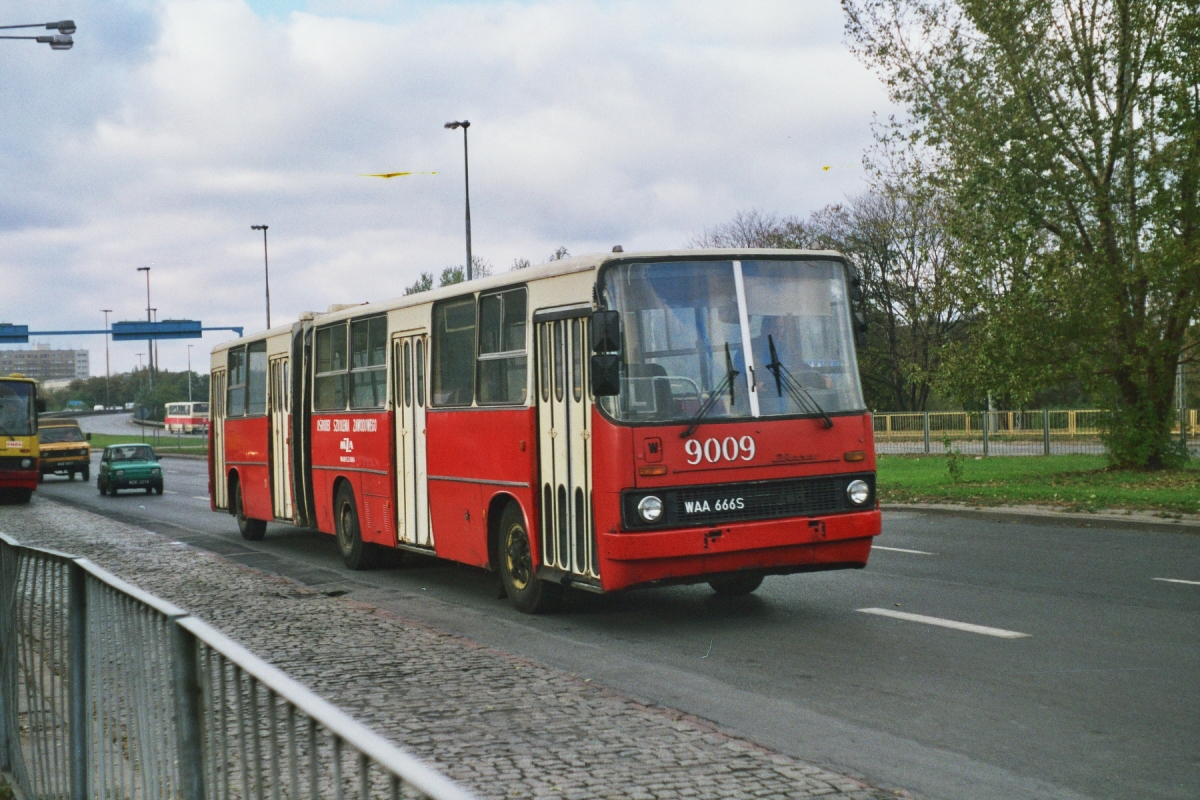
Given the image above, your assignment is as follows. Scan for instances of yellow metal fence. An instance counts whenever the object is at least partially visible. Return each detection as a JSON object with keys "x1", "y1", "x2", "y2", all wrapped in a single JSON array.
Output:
[{"x1": 872, "y1": 409, "x2": 1199, "y2": 456}]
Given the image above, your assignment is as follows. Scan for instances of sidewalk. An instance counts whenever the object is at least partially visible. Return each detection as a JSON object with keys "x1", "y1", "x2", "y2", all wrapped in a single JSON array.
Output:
[
  {"x1": 883, "y1": 503, "x2": 1200, "y2": 534},
  {"x1": 0, "y1": 499, "x2": 905, "y2": 800}
]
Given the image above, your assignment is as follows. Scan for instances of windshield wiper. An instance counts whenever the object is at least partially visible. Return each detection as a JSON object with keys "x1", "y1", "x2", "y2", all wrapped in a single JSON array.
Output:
[
  {"x1": 680, "y1": 343, "x2": 739, "y2": 439},
  {"x1": 764, "y1": 335, "x2": 834, "y2": 429}
]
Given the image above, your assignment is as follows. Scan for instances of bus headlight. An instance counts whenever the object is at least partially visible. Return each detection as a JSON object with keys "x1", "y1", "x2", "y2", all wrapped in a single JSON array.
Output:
[
  {"x1": 20, "y1": 458, "x2": 32, "y2": 469},
  {"x1": 846, "y1": 480, "x2": 870, "y2": 506},
  {"x1": 637, "y1": 495, "x2": 664, "y2": 523}
]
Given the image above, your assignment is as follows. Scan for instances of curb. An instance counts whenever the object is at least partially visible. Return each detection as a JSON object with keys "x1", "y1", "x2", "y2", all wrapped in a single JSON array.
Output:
[
  {"x1": 156, "y1": 452, "x2": 207, "y2": 461},
  {"x1": 882, "y1": 503, "x2": 1200, "y2": 535}
]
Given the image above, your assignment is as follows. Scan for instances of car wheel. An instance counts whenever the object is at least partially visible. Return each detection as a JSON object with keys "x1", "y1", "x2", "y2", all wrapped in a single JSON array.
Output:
[
  {"x1": 14, "y1": 489, "x2": 32, "y2": 504},
  {"x1": 708, "y1": 572, "x2": 764, "y2": 596},
  {"x1": 498, "y1": 503, "x2": 562, "y2": 614},
  {"x1": 145, "y1": 487, "x2": 153, "y2": 495},
  {"x1": 154, "y1": 483, "x2": 163, "y2": 496},
  {"x1": 82, "y1": 465, "x2": 90, "y2": 481},
  {"x1": 334, "y1": 484, "x2": 375, "y2": 570},
  {"x1": 235, "y1": 481, "x2": 267, "y2": 541},
  {"x1": 98, "y1": 480, "x2": 106, "y2": 496},
  {"x1": 108, "y1": 482, "x2": 119, "y2": 496}
]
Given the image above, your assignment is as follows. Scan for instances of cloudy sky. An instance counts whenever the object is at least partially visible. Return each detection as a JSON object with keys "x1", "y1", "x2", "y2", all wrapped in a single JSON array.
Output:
[{"x1": 0, "y1": 0, "x2": 889, "y2": 375}]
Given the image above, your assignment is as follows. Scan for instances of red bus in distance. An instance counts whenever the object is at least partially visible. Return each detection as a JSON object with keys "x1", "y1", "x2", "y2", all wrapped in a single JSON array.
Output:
[
  {"x1": 164, "y1": 402, "x2": 209, "y2": 433},
  {"x1": 208, "y1": 250, "x2": 880, "y2": 612}
]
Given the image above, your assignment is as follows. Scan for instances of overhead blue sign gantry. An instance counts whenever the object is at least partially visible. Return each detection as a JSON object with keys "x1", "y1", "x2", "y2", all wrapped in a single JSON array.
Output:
[{"x1": 0, "y1": 320, "x2": 244, "y2": 344}]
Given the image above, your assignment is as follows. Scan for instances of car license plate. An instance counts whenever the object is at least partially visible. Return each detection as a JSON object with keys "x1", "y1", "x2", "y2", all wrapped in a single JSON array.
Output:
[
  {"x1": 131, "y1": 479, "x2": 148, "y2": 486},
  {"x1": 681, "y1": 496, "x2": 746, "y2": 516}
]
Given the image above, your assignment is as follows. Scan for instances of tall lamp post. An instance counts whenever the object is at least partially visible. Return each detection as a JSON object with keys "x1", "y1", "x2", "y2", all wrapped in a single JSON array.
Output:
[
  {"x1": 443, "y1": 120, "x2": 473, "y2": 280},
  {"x1": 251, "y1": 225, "x2": 271, "y2": 328},
  {"x1": 0, "y1": 19, "x2": 75, "y2": 49},
  {"x1": 137, "y1": 266, "x2": 153, "y2": 390},
  {"x1": 187, "y1": 344, "x2": 194, "y2": 403},
  {"x1": 101, "y1": 309, "x2": 112, "y2": 409}
]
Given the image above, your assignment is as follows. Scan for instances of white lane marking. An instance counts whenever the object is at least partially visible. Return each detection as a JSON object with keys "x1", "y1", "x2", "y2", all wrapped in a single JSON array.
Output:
[
  {"x1": 1153, "y1": 577, "x2": 1200, "y2": 586},
  {"x1": 873, "y1": 546, "x2": 935, "y2": 555},
  {"x1": 191, "y1": 495, "x2": 211, "y2": 501},
  {"x1": 163, "y1": 490, "x2": 178, "y2": 495},
  {"x1": 858, "y1": 608, "x2": 1031, "y2": 638}
]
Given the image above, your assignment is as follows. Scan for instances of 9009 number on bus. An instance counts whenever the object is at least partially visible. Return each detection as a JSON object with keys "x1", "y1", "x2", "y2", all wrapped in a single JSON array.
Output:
[{"x1": 684, "y1": 436, "x2": 756, "y2": 465}]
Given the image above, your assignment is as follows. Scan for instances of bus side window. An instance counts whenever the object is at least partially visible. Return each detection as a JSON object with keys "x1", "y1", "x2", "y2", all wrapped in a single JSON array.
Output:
[
  {"x1": 350, "y1": 315, "x2": 387, "y2": 409},
  {"x1": 314, "y1": 323, "x2": 348, "y2": 411},
  {"x1": 227, "y1": 346, "x2": 247, "y2": 417},
  {"x1": 431, "y1": 298, "x2": 476, "y2": 407},
  {"x1": 572, "y1": 318, "x2": 582, "y2": 402},
  {"x1": 476, "y1": 288, "x2": 527, "y2": 405},
  {"x1": 540, "y1": 324, "x2": 550, "y2": 402},
  {"x1": 247, "y1": 342, "x2": 267, "y2": 416},
  {"x1": 403, "y1": 341, "x2": 413, "y2": 408}
]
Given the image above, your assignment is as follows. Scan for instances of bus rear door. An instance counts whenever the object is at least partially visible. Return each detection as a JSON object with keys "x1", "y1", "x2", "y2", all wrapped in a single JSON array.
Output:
[
  {"x1": 392, "y1": 332, "x2": 433, "y2": 548},
  {"x1": 269, "y1": 355, "x2": 293, "y2": 520}
]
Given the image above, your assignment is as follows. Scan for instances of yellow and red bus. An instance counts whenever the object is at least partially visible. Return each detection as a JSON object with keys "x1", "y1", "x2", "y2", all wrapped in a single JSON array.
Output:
[
  {"x1": 0, "y1": 373, "x2": 45, "y2": 503},
  {"x1": 209, "y1": 250, "x2": 880, "y2": 612}
]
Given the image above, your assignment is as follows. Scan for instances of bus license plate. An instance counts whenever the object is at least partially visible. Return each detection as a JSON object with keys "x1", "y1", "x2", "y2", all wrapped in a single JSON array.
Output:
[{"x1": 681, "y1": 496, "x2": 746, "y2": 516}]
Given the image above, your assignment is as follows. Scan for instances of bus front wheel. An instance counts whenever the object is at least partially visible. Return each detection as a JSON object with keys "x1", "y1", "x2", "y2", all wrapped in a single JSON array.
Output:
[
  {"x1": 235, "y1": 481, "x2": 267, "y2": 541},
  {"x1": 498, "y1": 503, "x2": 562, "y2": 614},
  {"x1": 708, "y1": 572, "x2": 764, "y2": 596}
]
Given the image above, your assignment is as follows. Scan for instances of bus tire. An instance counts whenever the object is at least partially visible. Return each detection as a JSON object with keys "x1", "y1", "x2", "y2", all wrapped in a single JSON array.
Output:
[
  {"x1": 498, "y1": 503, "x2": 561, "y2": 614},
  {"x1": 334, "y1": 484, "x2": 374, "y2": 570},
  {"x1": 235, "y1": 481, "x2": 267, "y2": 541},
  {"x1": 708, "y1": 572, "x2": 764, "y2": 596}
]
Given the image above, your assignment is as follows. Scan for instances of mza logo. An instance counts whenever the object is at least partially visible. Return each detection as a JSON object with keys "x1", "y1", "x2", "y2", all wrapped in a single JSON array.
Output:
[{"x1": 339, "y1": 438, "x2": 354, "y2": 453}]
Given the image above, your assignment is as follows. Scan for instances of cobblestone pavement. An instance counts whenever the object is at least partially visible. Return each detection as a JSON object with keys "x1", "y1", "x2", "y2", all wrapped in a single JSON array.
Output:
[{"x1": 0, "y1": 498, "x2": 909, "y2": 800}]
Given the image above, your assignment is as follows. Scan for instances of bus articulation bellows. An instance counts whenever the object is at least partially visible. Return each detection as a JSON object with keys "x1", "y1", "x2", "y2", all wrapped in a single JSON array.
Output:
[{"x1": 209, "y1": 250, "x2": 881, "y2": 612}]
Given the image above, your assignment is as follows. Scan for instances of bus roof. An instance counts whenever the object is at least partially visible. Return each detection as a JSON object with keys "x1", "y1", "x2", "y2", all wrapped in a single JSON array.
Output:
[{"x1": 208, "y1": 248, "x2": 846, "y2": 356}]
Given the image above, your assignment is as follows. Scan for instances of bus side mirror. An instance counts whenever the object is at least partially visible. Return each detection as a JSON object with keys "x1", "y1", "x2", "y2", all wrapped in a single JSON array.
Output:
[
  {"x1": 591, "y1": 354, "x2": 621, "y2": 397},
  {"x1": 854, "y1": 310, "x2": 868, "y2": 348},
  {"x1": 36, "y1": 398, "x2": 47, "y2": 413},
  {"x1": 591, "y1": 310, "x2": 620, "y2": 353}
]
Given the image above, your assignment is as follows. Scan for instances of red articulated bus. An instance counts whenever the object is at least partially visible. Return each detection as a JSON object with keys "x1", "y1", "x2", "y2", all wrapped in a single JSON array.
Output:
[{"x1": 209, "y1": 250, "x2": 880, "y2": 612}]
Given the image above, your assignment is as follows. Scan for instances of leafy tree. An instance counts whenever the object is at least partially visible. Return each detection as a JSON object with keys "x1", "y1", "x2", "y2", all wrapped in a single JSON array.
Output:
[
  {"x1": 403, "y1": 272, "x2": 434, "y2": 295},
  {"x1": 511, "y1": 258, "x2": 532, "y2": 270},
  {"x1": 546, "y1": 246, "x2": 570, "y2": 261},
  {"x1": 843, "y1": 0, "x2": 1200, "y2": 467},
  {"x1": 43, "y1": 369, "x2": 209, "y2": 419},
  {"x1": 690, "y1": 210, "x2": 814, "y2": 249}
]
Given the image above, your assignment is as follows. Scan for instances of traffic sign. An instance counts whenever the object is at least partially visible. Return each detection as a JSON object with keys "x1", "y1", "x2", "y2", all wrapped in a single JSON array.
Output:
[
  {"x1": 0, "y1": 324, "x2": 29, "y2": 344},
  {"x1": 111, "y1": 320, "x2": 203, "y2": 341}
]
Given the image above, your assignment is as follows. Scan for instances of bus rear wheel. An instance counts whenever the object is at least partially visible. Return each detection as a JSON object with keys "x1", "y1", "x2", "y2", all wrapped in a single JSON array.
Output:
[
  {"x1": 498, "y1": 503, "x2": 561, "y2": 614},
  {"x1": 335, "y1": 484, "x2": 375, "y2": 570},
  {"x1": 235, "y1": 481, "x2": 267, "y2": 541},
  {"x1": 708, "y1": 572, "x2": 764, "y2": 596}
]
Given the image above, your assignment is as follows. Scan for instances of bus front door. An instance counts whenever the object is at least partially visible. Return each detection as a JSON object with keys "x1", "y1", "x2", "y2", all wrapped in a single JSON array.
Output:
[
  {"x1": 268, "y1": 356, "x2": 293, "y2": 521},
  {"x1": 535, "y1": 314, "x2": 598, "y2": 581},
  {"x1": 212, "y1": 369, "x2": 228, "y2": 510},
  {"x1": 392, "y1": 333, "x2": 433, "y2": 548}
]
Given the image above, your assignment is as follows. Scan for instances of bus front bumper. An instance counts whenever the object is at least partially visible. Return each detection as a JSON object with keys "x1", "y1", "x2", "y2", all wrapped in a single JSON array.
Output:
[
  {"x1": 0, "y1": 467, "x2": 40, "y2": 490},
  {"x1": 598, "y1": 509, "x2": 882, "y2": 592}
]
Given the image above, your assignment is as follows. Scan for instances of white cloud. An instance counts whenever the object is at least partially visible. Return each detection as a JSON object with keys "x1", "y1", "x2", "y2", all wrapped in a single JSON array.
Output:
[{"x1": 0, "y1": 0, "x2": 889, "y2": 374}]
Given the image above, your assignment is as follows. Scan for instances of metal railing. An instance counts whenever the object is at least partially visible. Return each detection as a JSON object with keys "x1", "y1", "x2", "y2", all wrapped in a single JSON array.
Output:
[
  {"x1": 0, "y1": 532, "x2": 475, "y2": 800},
  {"x1": 872, "y1": 409, "x2": 1200, "y2": 456}
]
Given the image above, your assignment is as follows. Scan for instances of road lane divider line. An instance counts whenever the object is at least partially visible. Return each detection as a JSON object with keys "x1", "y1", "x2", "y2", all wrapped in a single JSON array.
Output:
[
  {"x1": 857, "y1": 608, "x2": 1030, "y2": 638},
  {"x1": 1153, "y1": 577, "x2": 1200, "y2": 586},
  {"x1": 872, "y1": 546, "x2": 935, "y2": 555},
  {"x1": 191, "y1": 495, "x2": 211, "y2": 501}
]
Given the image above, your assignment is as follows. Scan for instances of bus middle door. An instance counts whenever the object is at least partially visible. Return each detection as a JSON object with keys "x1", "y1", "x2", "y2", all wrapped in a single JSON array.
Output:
[
  {"x1": 268, "y1": 355, "x2": 293, "y2": 520},
  {"x1": 392, "y1": 333, "x2": 433, "y2": 548}
]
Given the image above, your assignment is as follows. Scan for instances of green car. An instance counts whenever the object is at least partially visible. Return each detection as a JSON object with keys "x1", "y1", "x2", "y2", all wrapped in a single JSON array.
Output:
[{"x1": 98, "y1": 444, "x2": 163, "y2": 496}]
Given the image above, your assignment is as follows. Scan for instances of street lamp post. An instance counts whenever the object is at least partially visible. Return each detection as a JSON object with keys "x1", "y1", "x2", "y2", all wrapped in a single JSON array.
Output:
[
  {"x1": 101, "y1": 309, "x2": 112, "y2": 409},
  {"x1": 251, "y1": 225, "x2": 271, "y2": 328},
  {"x1": 0, "y1": 19, "x2": 75, "y2": 49},
  {"x1": 443, "y1": 120, "x2": 473, "y2": 280},
  {"x1": 137, "y1": 266, "x2": 153, "y2": 389},
  {"x1": 187, "y1": 344, "x2": 194, "y2": 403}
]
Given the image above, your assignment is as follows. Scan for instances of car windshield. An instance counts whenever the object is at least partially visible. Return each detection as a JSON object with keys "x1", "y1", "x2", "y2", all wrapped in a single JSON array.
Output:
[
  {"x1": 598, "y1": 259, "x2": 865, "y2": 423},
  {"x1": 0, "y1": 381, "x2": 36, "y2": 436},
  {"x1": 39, "y1": 426, "x2": 85, "y2": 444},
  {"x1": 109, "y1": 445, "x2": 155, "y2": 462}
]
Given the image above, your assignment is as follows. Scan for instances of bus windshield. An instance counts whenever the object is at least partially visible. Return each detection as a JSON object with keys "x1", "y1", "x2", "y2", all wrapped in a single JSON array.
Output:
[
  {"x1": 0, "y1": 381, "x2": 36, "y2": 436},
  {"x1": 598, "y1": 259, "x2": 865, "y2": 424}
]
